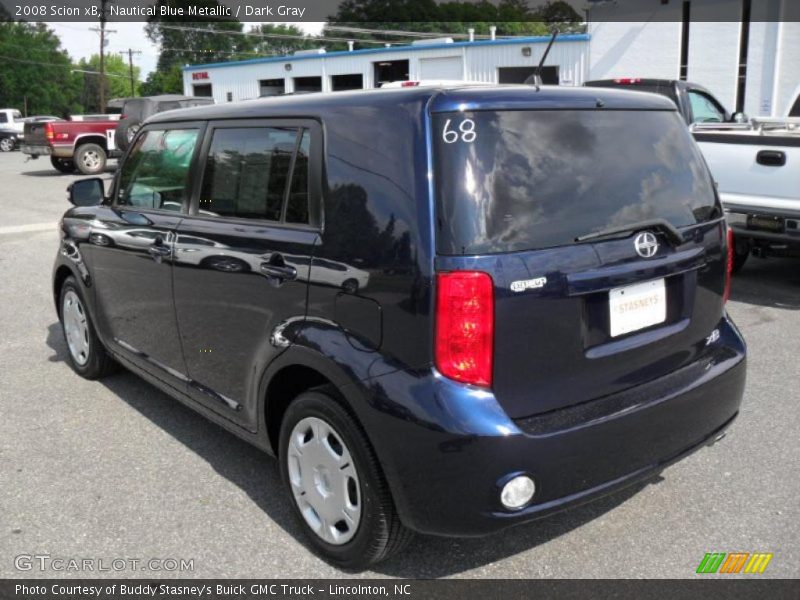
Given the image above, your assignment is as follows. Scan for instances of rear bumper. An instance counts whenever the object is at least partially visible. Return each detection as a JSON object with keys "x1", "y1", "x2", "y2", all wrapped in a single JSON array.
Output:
[
  {"x1": 21, "y1": 144, "x2": 51, "y2": 156},
  {"x1": 363, "y1": 316, "x2": 746, "y2": 536}
]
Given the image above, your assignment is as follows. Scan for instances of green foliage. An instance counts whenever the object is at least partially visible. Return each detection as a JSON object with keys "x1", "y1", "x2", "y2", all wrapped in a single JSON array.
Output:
[
  {"x1": 78, "y1": 54, "x2": 141, "y2": 112},
  {"x1": 0, "y1": 22, "x2": 83, "y2": 117},
  {"x1": 245, "y1": 24, "x2": 317, "y2": 57},
  {"x1": 141, "y1": 64, "x2": 184, "y2": 96}
]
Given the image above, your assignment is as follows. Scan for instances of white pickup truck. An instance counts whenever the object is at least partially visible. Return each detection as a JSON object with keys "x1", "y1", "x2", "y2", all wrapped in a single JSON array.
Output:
[{"x1": 692, "y1": 116, "x2": 800, "y2": 271}]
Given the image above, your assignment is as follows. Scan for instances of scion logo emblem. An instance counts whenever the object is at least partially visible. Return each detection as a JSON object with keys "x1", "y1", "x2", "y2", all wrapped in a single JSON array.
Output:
[{"x1": 634, "y1": 232, "x2": 659, "y2": 258}]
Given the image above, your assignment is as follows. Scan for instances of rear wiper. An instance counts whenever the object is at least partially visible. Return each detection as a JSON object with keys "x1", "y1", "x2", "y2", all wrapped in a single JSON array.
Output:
[{"x1": 574, "y1": 218, "x2": 684, "y2": 246}]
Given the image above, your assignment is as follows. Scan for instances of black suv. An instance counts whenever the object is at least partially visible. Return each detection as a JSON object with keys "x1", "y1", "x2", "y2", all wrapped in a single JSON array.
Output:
[{"x1": 55, "y1": 85, "x2": 746, "y2": 568}]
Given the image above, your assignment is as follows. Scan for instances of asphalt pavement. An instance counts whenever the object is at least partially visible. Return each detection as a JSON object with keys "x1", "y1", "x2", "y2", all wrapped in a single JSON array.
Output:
[{"x1": 0, "y1": 150, "x2": 798, "y2": 578}]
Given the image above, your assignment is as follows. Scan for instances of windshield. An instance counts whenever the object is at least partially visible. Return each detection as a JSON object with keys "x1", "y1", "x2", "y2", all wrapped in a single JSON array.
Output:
[{"x1": 433, "y1": 109, "x2": 719, "y2": 255}]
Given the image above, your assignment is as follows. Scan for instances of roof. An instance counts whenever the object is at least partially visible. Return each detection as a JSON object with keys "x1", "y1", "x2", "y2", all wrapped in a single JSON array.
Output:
[
  {"x1": 148, "y1": 83, "x2": 676, "y2": 124},
  {"x1": 182, "y1": 33, "x2": 590, "y2": 72}
]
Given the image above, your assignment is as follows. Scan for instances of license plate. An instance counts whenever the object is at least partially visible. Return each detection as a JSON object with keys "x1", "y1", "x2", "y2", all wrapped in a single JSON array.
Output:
[
  {"x1": 609, "y1": 279, "x2": 667, "y2": 338},
  {"x1": 747, "y1": 215, "x2": 784, "y2": 233}
]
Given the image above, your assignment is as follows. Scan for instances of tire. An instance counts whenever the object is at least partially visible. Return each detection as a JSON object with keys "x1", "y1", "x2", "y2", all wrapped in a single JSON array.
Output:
[
  {"x1": 341, "y1": 278, "x2": 359, "y2": 294},
  {"x1": 732, "y1": 239, "x2": 750, "y2": 273},
  {"x1": 279, "y1": 390, "x2": 412, "y2": 569},
  {"x1": 114, "y1": 119, "x2": 141, "y2": 152},
  {"x1": 59, "y1": 276, "x2": 116, "y2": 379},
  {"x1": 0, "y1": 137, "x2": 14, "y2": 152},
  {"x1": 50, "y1": 156, "x2": 75, "y2": 174},
  {"x1": 74, "y1": 143, "x2": 107, "y2": 175}
]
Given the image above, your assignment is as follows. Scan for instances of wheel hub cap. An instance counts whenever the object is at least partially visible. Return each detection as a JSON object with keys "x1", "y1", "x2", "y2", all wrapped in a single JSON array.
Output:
[
  {"x1": 62, "y1": 290, "x2": 90, "y2": 366},
  {"x1": 287, "y1": 416, "x2": 361, "y2": 545}
]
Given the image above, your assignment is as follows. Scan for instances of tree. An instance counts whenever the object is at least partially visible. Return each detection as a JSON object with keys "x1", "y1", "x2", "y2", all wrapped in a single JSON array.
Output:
[
  {"x1": 77, "y1": 53, "x2": 141, "y2": 112},
  {"x1": 0, "y1": 22, "x2": 83, "y2": 117},
  {"x1": 143, "y1": 0, "x2": 249, "y2": 93},
  {"x1": 245, "y1": 23, "x2": 318, "y2": 57}
]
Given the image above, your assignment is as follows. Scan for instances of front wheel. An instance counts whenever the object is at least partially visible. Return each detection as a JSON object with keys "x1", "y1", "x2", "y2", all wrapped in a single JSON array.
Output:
[
  {"x1": 50, "y1": 156, "x2": 75, "y2": 174},
  {"x1": 279, "y1": 390, "x2": 412, "y2": 569},
  {"x1": 0, "y1": 137, "x2": 14, "y2": 152},
  {"x1": 74, "y1": 143, "x2": 107, "y2": 175},
  {"x1": 59, "y1": 276, "x2": 116, "y2": 379}
]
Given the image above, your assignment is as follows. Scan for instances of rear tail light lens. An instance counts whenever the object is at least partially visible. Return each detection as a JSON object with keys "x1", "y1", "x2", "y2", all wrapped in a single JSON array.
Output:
[
  {"x1": 613, "y1": 77, "x2": 642, "y2": 84},
  {"x1": 44, "y1": 123, "x2": 54, "y2": 140},
  {"x1": 723, "y1": 227, "x2": 734, "y2": 303},
  {"x1": 435, "y1": 271, "x2": 494, "y2": 387},
  {"x1": 401, "y1": 81, "x2": 420, "y2": 87}
]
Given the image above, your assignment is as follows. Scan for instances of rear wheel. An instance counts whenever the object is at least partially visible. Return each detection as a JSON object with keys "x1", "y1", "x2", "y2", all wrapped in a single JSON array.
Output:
[
  {"x1": 75, "y1": 143, "x2": 107, "y2": 175},
  {"x1": 279, "y1": 390, "x2": 412, "y2": 569},
  {"x1": 59, "y1": 277, "x2": 116, "y2": 379},
  {"x1": 50, "y1": 156, "x2": 75, "y2": 174}
]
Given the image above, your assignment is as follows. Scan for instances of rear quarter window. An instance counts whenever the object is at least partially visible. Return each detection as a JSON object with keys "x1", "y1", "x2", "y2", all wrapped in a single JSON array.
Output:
[{"x1": 433, "y1": 109, "x2": 718, "y2": 255}]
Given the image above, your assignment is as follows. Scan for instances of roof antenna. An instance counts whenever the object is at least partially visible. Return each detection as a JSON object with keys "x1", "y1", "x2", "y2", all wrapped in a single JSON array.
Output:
[{"x1": 527, "y1": 28, "x2": 559, "y2": 91}]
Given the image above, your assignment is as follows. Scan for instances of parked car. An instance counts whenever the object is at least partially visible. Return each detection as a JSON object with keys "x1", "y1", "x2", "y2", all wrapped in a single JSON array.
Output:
[
  {"x1": 584, "y1": 78, "x2": 744, "y2": 125},
  {"x1": 54, "y1": 85, "x2": 746, "y2": 568},
  {"x1": 0, "y1": 128, "x2": 20, "y2": 152},
  {"x1": 21, "y1": 117, "x2": 121, "y2": 174},
  {"x1": 0, "y1": 108, "x2": 25, "y2": 134},
  {"x1": 692, "y1": 116, "x2": 800, "y2": 270},
  {"x1": 115, "y1": 95, "x2": 214, "y2": 151}
]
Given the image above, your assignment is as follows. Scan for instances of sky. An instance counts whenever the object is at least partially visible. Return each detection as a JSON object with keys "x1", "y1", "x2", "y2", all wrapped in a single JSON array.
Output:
[{"x1": 46, "y1": 21, "x2": 326, "y2": 78}]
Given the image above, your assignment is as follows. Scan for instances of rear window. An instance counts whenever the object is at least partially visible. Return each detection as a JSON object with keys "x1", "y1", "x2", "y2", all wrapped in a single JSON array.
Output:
[{"x1": 433, "y1": 110, "x2": 718, "y2": 255}]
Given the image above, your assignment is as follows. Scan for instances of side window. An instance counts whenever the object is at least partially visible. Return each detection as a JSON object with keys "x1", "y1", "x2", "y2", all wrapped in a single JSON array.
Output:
[
  {"x1": 285, "y1": 129, "x2": 310, "y2": 224},
  {"x1": 789, "y1": 96, "x2": 800, "y2": 117},
  {"x1": 117, "y1": 128, "x2": 199, "y2": 211},
  {"x1": 0, "y1": 114, "x2": 7, "y2": 124},
  {"x1": 688, "y1": 91, "x2": 725, "y2": 123},
  {"x1": 199, "y1": 126, "x2": 311, "y2": 224}
]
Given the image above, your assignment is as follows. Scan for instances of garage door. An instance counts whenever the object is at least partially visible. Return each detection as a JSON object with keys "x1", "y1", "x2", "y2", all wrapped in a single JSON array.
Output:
[{"x1": 419, "y1": 56, "x2": 463, "y2": 80}]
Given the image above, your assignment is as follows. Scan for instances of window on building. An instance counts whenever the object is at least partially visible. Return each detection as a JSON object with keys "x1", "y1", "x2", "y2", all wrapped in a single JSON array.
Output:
[
  {"x1": 373, "y1": 60, "x2": 409, "y2": 87},
  {"x1": 259, "y1": 78, "x2": 285, "y2": 97},
  {"x1": 498, "y1": 66, "x2": 559, "y2": 85},
  {"x1": 688, "y1": 90, "x2": 726, "y2": 123},
  {"x1": 117, "y1": 129, "x2": 200, "y2": 211},
  {"x1": 192, "y1": 84, "x2": 213, "y2": 97},
  {"x1": 293, "y1": 76, "x2": 322, "y2": 93},
  {"x1": 331, "y1": 74, "x2": 363, "y2": 91},
  {"x1": 199, "y1": 127, "x2": 310, "y2": 224}
]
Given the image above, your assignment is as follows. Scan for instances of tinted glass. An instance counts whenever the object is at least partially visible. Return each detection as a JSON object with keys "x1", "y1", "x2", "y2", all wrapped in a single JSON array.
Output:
[
  {"x1": 285, "y1": 129, "x2": 310, "y2": 224},
  {"x1": 434, "y1": 110, "x2": 718, "y2": 255},
  {"x1": 117, "y1": 129, "x2": 198, "y2": 211},
  {"x1": 688, "y1": 91, "x2": 725, "y2": 123},
  {"x1": 199, "y1": 127, "x2": 297, "y2": 221},
  {"x1": 789, "y1": 95, "x2": 800, "y2": 117},
  {"x1": 0, "y1": 114, "x2": 6, "y2": 123}
]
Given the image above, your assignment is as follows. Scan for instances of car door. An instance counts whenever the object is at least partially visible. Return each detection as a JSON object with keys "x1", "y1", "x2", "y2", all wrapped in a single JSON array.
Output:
[
  {"x1": 85, "y1": 123, "x2": 204, "y2": 386},
  {"x1": 172, "y1": 119, "x2": 321, "y2": 429}
]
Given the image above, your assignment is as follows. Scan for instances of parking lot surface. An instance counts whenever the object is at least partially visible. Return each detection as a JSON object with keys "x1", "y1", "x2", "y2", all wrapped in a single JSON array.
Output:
[{"x1": 0, "y1": 151, "x2": 798, "y2": 578}]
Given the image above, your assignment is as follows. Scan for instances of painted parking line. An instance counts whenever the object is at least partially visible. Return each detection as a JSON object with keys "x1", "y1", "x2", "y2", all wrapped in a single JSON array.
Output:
[{"x1": 0, "y1": 222, "x2": 56, "y2": 235}]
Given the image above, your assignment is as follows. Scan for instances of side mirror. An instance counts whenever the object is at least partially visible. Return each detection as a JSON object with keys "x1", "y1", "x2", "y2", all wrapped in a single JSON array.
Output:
[
  {"x1": 67, "y1": 178, "x2": 104, "y2": 207},
  {"x1": 732, "y1": 111, "x2": 748, "y2": 123}
]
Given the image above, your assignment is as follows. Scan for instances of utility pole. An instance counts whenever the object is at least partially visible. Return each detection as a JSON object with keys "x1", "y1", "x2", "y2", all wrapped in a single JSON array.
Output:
[
  {"x1": 123, "y1": 49, "x2": 142, "y2": 96},
  {"x1": 90, "y1": 0, "x2": 115, "y2": 113}
]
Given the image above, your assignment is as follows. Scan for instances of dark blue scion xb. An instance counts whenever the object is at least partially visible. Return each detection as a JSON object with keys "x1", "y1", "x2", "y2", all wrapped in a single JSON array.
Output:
[{"x1": 54, "y1": 84, "x2": 746, "y2": 568}]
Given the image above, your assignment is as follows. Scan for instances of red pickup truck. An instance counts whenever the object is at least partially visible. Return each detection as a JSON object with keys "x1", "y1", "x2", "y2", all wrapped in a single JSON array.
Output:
[{"x1": 21, "y1": 118, "x2": 122, "y2": 175}]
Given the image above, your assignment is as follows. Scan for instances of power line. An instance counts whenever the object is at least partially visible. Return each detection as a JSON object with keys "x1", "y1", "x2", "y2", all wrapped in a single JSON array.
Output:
[{"x1": 158, "y1": 24, "x2": 397, "y2": 46}]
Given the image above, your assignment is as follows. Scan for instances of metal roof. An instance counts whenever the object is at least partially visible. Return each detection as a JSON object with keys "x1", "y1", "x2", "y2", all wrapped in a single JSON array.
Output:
[{"x1": 182, "y1": 33, "x2": 590, "y2": 71}]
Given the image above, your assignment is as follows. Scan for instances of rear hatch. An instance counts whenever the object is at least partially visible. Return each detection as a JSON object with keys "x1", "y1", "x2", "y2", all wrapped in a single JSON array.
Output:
[{"x1": 432, "y1": 103, "x2": 727, "y2": 419}]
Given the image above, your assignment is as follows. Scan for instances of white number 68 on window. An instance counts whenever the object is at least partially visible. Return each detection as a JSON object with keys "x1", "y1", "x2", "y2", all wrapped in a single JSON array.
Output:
[{"x1": 442, "y1": 118, "x2": 476, "y2": 144}]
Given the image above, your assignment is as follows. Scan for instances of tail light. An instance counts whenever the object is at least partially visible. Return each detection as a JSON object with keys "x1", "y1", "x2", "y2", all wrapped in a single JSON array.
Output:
[
  {"x1": 613, "y1": 77, "x2": 641, "y2": 84},
  {"x1": 435, "y1": 271, "x2": 494, "y2": 387},
  {"x1": 44, "y1": 123, "x2": 54, "y2": 140},
  {"x1": 723, "y1": 227, "x2": 734, "y2": 303},
  {"x1": 401, "y1": 81, "x2": 420, "y2": 87}
]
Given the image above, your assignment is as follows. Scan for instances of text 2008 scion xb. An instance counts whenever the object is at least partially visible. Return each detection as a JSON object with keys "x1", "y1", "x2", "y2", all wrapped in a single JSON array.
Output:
[{"x1": 54, "y1": 85, "x2": 746, "y2": 568}]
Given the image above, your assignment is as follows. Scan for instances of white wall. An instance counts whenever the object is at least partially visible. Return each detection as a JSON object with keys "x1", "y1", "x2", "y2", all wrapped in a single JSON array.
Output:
[{"x1": 588, "y1": 20, "x2": 682, "y2": 81}]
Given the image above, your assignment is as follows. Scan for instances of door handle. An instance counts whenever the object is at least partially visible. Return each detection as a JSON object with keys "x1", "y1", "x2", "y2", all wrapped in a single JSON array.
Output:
[
  {"x1": 148, "y1": 239, "x2": 171, "y2": 258},
  {"x1": 756, "y1": 150, "x2": 786, "y2": 167},
  {"x1": 260, "y1": 263, "x2": 297, "y2": 281}
]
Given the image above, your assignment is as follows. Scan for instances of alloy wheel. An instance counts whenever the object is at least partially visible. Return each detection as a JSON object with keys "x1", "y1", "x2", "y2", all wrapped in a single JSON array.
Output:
[{"x1": 62, "y1": 290, "x2": 90, "y2": 366}]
